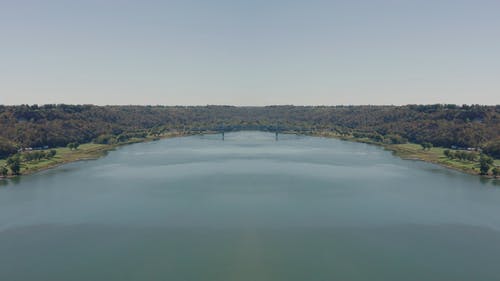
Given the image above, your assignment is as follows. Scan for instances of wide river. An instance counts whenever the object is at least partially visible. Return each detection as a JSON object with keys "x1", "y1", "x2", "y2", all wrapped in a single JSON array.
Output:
[{"x1": 1, "y1": 131, "x2": 500, "y2": 281}]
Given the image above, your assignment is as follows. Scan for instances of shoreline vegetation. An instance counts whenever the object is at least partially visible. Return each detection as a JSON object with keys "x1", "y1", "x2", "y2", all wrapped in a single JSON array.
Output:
[
  {"x1": 1, "y1": 105, "x2": 499, "y2": 180},
  {"x1": 0, "y1": 132, "x2": 190, "y2": 179},
  {"x1": 313, "y1": 131, "x2": 500, "y2": 179},
  {"x1": 1, "y1": 130, "x2": 499, "y2": 180}
]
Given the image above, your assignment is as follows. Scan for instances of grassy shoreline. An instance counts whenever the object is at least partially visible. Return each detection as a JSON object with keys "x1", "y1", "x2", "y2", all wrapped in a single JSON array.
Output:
[
  {"x1": 0, "y1": 132, "x2": 188, "y2": 179},
  {"x1": 1, "y1": 130, "x2": 498, "y2": 179},
  {"x1": 313, "y1": 131, "x2": 499, "y2": 179}
]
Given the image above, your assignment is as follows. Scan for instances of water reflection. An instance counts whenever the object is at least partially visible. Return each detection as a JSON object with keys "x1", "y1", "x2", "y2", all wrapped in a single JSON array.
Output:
[{"x1": 1, "y1": 131, "x2": 500, "y2": 281}]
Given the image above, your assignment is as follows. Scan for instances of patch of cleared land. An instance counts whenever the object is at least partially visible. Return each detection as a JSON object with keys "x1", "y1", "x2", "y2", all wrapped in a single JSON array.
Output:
[
  {"x1": 19, "y1": 143, "x2": 110, "y2": 175},
  {"x1": 2, "y1": 131, "x2": 498, "y2": 178},
  {"x1": 389, "y1": 143, "x2": 479, "y2": 175},
  {"x1": 1, "y1": 133, "x2": 185, "y2": 177},
  {"x1": 315, "y1": 132, "x2": 497, "y2": 177}
]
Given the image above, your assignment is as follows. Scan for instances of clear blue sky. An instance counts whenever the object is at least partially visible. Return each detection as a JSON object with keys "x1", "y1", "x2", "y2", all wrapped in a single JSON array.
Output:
[{"x1": 1, "y1": 0, "x2": 499, "y2": 105}]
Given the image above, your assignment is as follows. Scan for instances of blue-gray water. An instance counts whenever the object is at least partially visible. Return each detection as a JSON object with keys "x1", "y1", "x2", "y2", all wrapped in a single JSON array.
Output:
[{"x1": 1, "y1": 131, "x2": 500, "y2": 281}]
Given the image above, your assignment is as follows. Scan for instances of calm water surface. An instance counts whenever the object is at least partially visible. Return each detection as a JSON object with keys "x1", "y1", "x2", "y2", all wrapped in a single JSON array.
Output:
[{"x1": 1, "y1": 131, "x2": 500, "y2": 281}]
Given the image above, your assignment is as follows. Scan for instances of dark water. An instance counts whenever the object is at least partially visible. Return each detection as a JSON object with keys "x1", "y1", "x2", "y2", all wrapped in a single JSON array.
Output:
[{"x1": 1, "y1": 131, "x2": 500, "y2": 281}]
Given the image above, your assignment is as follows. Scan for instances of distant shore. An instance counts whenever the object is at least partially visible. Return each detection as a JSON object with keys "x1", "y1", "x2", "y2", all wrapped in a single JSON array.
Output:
[
  {"x1": 0, "y1": 132, "x2": 190, "y2": 179},
  {"x1": 312, "y1": 131, "x2": 500, "y2": 179},
  {"x1": 1, "y1": 130, "x2": 499, "y2": 180}
]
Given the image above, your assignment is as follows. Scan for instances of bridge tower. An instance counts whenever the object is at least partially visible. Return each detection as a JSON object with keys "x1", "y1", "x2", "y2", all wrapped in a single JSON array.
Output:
[{"x1": 275, "y1": 122, "x2": 279, "y2": 141}]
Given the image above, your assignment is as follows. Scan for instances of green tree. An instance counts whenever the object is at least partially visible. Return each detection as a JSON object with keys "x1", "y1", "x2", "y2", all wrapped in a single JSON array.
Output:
[
  {"x1": 0, "y1": 166, "x2": 8, "y2": 177},
  {"x1": 456, "y1": 151, "x2": 467, "y2": 161},
  {"x1": 48, "y1": 149, "x2": 57, "y2": 158},
  {"x1": 94, "y1": 134, "x2": 116, "y2": 144},
  {"x1": 6, "y1": 155, "x2": 21, "y2": 175},
  {"x1": 483, "y1": 140, "x2": 500, "y2": 159},
  {"x1": 0, "y1": 138, "x2": 17, "y2": 159},
  {"x1": 421, "y1": 142, "x2": 433, "y2": 150},
  {"x1": 116, "y1": 134, "x2": 129, "y2": 143},
  {"x1": 25, "y1": 151, "x2": 46, "y2": 161},
  {"x1": 443, "y1": 150, "x2": 451, "y2": 158},
  {"x1": 479, "y1": 155, "x2": 494, "y2": 175},
  {"x1": 466, "y1": 152, "x2": 477, "y2": 162},
  {"x1": 67, "y1": 142, "x2": 80, "y2": 150},
  {"x1": 493, "y1": 167, "x2": 500, "y2": 178}
]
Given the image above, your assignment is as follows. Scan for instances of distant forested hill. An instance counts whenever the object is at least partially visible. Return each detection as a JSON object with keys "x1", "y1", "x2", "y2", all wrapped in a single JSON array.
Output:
[{"x1": 1, "y1": 104, "x2": 499, "y2": 158}]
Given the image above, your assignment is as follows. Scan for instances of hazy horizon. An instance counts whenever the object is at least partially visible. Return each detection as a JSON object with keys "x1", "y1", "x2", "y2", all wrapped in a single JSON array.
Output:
[{"x1": 1, "y1": 0, "x2": 499, "y2": 105}]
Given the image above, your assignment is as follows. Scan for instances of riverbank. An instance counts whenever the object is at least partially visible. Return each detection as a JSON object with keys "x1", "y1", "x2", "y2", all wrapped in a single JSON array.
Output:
[
  {"x1": 0, "y1": 132, "x2": 188, "y2": 178},
  {"x1": 314, "y1": 131, "x2": 499, "y2": 178},
  {"x1": 1, "y1": 130, "x2": 499, "y2": 179}
]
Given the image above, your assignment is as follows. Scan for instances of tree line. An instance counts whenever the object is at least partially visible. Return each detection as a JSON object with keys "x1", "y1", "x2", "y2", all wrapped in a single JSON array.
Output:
[
  {"x1": 1, "y1": 149, "x2": 58, "y2": 177},
  {"x1": 0, "y1": 104, "x2": 499, "y2": 159}
]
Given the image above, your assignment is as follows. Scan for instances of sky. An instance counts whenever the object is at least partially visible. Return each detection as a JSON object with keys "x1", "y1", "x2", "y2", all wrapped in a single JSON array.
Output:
[{"x1": 1, "y1": 0, "x2": 499, "y2": 105}]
